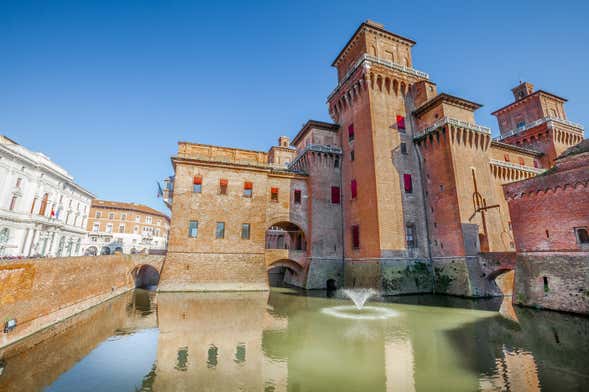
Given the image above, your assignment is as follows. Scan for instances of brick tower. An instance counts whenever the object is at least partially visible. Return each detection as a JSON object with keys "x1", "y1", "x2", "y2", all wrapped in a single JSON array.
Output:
[
  {"x1": 327, "y1": 20, "x2": 430, "y2": 289},
  {"x1": 492, "y1": 82, "x2": 584, "y2": 167}
]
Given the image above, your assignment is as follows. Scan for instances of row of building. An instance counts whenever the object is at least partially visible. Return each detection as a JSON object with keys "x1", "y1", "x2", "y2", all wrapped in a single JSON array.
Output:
[{"x1": 0, "y1": 135, "x2": 170, "y2": 258}]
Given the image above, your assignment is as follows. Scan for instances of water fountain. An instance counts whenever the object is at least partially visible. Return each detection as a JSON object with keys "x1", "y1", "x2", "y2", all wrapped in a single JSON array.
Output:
[
  {"x1": 321, "y1": 288, "x2": 399, "y2": 320},
  {"x1": 342, "y1": 288, "x2": 377, "y2": 310}
]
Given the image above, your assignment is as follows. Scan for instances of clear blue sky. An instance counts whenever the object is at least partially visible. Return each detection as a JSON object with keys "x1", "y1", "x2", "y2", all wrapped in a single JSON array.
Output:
[{"x1": 2, "y1": 0, "x2": 588, "y2": 214}]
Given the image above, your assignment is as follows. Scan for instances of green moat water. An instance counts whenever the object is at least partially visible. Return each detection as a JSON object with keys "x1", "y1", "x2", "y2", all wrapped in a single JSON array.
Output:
[{"x1": 1, "y1": 288, "x2": 588, "y2": 391}]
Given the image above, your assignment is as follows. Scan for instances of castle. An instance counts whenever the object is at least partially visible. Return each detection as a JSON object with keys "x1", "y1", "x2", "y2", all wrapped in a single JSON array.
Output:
[{"x1": 158, "y1": 21, "x2": 586, "y2": 297}]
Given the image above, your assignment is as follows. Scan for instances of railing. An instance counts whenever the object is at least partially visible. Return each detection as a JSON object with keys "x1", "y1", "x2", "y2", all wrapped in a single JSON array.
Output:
[
  {"x1": 414, "y1": 117, "x2": 491, "y2": 139},
  {"x1": 289, "y1": 144, "x2": 342, "y2": 169},
  {"x1": 489, "y1": 159, "x2": 546, "y2": 174},
  {"x1": 327, "y1": 54, "x2": 430, "y2": 101},
  {"x1": 495, "y1": 117, "x2": 585, "y2": 140}
]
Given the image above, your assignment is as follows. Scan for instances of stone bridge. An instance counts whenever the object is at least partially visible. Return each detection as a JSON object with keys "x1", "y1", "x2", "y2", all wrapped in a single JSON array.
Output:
[{"x1": 0, "y1": 254, "x2": 165, "y2": 349}]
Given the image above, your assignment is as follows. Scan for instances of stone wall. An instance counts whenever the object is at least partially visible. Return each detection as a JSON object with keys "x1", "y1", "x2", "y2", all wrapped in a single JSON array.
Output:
[
  {"x1": 0, "y1": 254, "x2": 164, "y2": 348},
  {"x1": 514, "y1": 252, "x2": 589, "y2": 315},
  {"x1": 158, "y1": 252, "x2": 268, "y2": 292}
]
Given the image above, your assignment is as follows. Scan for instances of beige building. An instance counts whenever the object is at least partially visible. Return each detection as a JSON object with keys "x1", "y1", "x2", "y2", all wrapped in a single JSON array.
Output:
[{"x1": 84, "y1": 200, "x2": 170, "y2": 255}]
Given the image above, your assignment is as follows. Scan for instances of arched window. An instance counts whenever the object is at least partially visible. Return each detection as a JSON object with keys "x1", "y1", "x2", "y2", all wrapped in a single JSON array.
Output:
[{"x1": 39, "y1": 193, "x2": 49, "y2": 216}]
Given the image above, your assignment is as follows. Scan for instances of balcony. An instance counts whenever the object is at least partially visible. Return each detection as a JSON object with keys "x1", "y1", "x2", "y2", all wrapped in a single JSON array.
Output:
[
  {"x1": 495, "y1": 117, "x2": 585, "y2": 141},
  {"x1": 414, "y1": 117, "x2": 491, "y2": 140},
  {"x1": 327, "y1": 54, "x2": 430, "y2": 101}
]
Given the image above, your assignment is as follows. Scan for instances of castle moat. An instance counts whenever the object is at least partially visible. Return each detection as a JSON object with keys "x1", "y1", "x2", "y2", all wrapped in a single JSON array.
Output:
[{"x1": 1, "y1": 289, "x2": 588, "y2": 392}]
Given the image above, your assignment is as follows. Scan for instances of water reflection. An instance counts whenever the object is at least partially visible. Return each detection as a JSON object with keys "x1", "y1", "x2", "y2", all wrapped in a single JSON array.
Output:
[{"x1": 0, "y1": 288, "x2": 588, "y2": 391}]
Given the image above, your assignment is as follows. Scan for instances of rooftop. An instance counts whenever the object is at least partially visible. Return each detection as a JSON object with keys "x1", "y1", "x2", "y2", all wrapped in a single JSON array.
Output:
[
  {"x1": 413, "y1": 93, "x2": 482, "y2": 117},
  {"x1": 331, "y1": 20, "x2": 416, "y2": 67},
  {"x1": 92, "y1": 199, "x2": 170, "y2": 220}
]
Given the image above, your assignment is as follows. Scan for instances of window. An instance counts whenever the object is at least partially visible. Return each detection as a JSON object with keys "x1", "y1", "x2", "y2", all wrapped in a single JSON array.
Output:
[
  {"x1": 546, "y1": 230, "x2": 550, "y2": 238},
  {"x1": 9, "y1": 196, "x2": 17, "y2": 211},
  {"x1": 119, "y1": 224, "x2": 125, "y2": 233},
  {"x1": 215, "y1": 222, "x2": 225, "y2": 239},
  {"x1": 95, "y1": 211, "x2": 102, "y2": 218},
  {"x1": 219, "y1": 179, "x2": 228, "y2": 195},
  {"x1": 38, "y1": 193, "x2": 48, "y2": 216},
  {"x1": 396, "y1": 115, "x2": 406, "y2": 131},
  {"x1": 350, "y1": 150, "x2": 355, "y2": 161},
  {"x1": 134, "y1": 225, "x2": 139, "y2": 233},
  {"x1": 575, "y1": 227, "x2": 589, "y2": 244},
  {"x1": 533, "y1": 159, "x2": 539, "y2": 168},
  {"x1": 271, "y1": 187, "x2": 279, "y2": 202},
  {"x1": 403, "y1": 174, "x2": 413, "y2": 193},
  {"x1": 504, "y1": 154, "x2": 510, "y2": 162},
  {"x1": 146, "y1": 216, "x2": 152, "y2": 224},
  {"x1": 188, "y1": 221, "x2": 198, "y2": 238},
  {"x1": 508, "y1": 221, "x2": 512, "y2": 231},
  {"x1": 517, "y1": 121, "x2": 526, "y2": 129},
  {"x1": 135, "y1": 215, "x2": 141, "y2": 222},
  {"x1": 108, "y1": 212, "x2": 115, "y2": 220},
  {"x1": 334, "y1": 157, "x2": 340, "y2": 168},
  {"x1": 352, "y1": 225, "x2": 360, "y2": 249},
  {"x1": 294, "y1": 189, "x2": 302, "y2": 204},
  {"x1": 406, "y1": 224, "x2": 416, "y2": 248},
  {"x1": 543, "y1": 276, "x2": 549, "y2": 293},
  {"x1": 106, "y1": 223, "x2": 113, "y2": 233},
  {"x1": 241, "y1": 223, "x2": 251, "y2": 240},
  {"x1": 348, "y1": 124, "x2": 355, "y2": 141},
  {"x1": 93, "y1": 223, "x2": 100, "y2": 233},
  {"x1": 121, "y1": 213, "x2": 126, "y2": 220},
  {"x1": 351, "y1": 179, "x2": 358, "y2": 199},
  {"x1": 193, "y1": 176, "x2": 202, "y2": 193},
  {"x1": 400, "y1": 142, "x2": 407, "y2": 155},
  {"x1": 518, "y1": 157, "x2": 525, "y2": 166},
  {"x1": 243, "y1": 182, "x2": 253, "y2": 198},
  {"x1": 331, "y1": 186, "x2": 340, "y2": 204}
]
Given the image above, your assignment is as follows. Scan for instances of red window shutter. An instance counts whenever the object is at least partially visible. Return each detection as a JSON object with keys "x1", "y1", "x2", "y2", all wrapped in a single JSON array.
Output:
[
  {"x1": 348, "y1": 124, "x2": 355, "y2": 139},
  {"x1": 533, "y1": 159, "x2": 539, "y2": 168},
  {"x1": 244, "y1": 181, "x2": 253, "y2": 190},
  {"x1": 504, "y1": 154, "x2": 510, "y2": 162},
  {"x1": 193, "y1": 176, "x2": 202, "y2": 185},
  {"x1": 220, "y1": 179, "x2": 228, "y2": 186},
  {"x1": 271, "y1": 187, "x2": 279, "y2": 194},
  {"x1": 351, "y1": 180, "x2": 357, "y2": 199},
  {"x1": 403, "y1": 174, "x2": 413, "y2": 193},
  {"x1": 352, "y1": 225, "x2": 360, "y2": 249},
  {"x1": 396, "y1": 115, "x2": 406, "y2": 130},
  {"x1": 331, "y1": 186, "x2": 340, "y2": 204},
  {"x1": 518, "y1": 157, "x2": 525, "y2": 165}
]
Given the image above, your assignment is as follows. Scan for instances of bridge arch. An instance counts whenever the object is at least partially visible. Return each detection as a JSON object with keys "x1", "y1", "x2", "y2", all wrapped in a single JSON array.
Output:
[
  {"x1": 131, "y1": 264, "x2": 160, "y2": 290},
  {"x1": 267, "y1": 258, "x2": 303, "y2": 287},
  {"x1": 487, "y1": 268, "x2": 515, "y2": 296}
]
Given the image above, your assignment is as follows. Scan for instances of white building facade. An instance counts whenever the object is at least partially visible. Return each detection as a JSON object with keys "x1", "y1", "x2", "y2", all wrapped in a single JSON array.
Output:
[{"x1": 0, "y1": 135, "x2": 94, "y2": 258}]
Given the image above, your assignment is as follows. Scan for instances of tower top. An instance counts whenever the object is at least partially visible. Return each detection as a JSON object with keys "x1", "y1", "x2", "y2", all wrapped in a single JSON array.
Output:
[
  {"x1": 511, "y1": 81, "x2": 535, "y2": 101},
  {"x1": 331, "y1": 21, "x2": 416, "y2": 68}
]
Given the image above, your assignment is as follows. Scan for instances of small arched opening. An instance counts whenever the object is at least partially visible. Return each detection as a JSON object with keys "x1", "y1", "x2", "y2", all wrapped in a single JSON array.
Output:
[
  {"x1": 326, "y1": 279, "x2": 337, "y2": 291},
  {"x1": 133, "y1": 264, "x2": 160, "y2": 290},
  {"x1": 265, "y1": 222, "x2": 306, "y2": 251},
  {"x1": 100, "y1": 246, "x2": 111, "y2": 255},
  {"x1": 86, "y1": 246, "x2": 97, "y2": 256}
]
